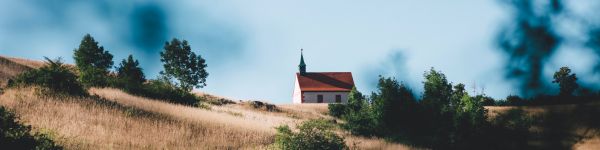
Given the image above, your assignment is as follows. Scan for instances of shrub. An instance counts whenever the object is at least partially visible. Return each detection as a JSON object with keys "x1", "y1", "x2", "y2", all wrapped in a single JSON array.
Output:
[
  {"x1": 342, "y1": 106, "x2": 376, "y2": 136},
  {"x1": 328, "y1": 104, "x2": 347, "y2": 118},
  {"x1": 274, "y1": 119, "x2": 347, "y2": 150},
  {"x1": 506, "y1": 95, "x2": 525, "y2": 106},
  {"x1": 135, "y1": 79, "x2": 200, "y2": 106},
  {"x1": 248, "y1": 101, "x2": 278, "y2": 112},
  {"x1": 0, "y1": 106, "x2": 62, "y2": 149},
  {"x1": 10, "y1": 57, "x2": 86, "y2": 96}
]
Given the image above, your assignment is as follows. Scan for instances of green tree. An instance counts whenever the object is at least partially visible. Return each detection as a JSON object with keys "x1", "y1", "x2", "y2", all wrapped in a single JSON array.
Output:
[
  {"x1": 371, "y1": 76, "x2": 417, "y2": 135},
  {"x1": 421, "y1": 68, "x2": 453, "y2": 112},
  {"x1": 73, "y1": 34, "x2": 114, "y2": 87},
  {"x1": 552, "y1": 66, "x2": 578, "y2": 96},
  {"x1": 116, "y1": 55, "x2": 145, "y2": 84},
  {"x1": 115, "y1": 55, "x2": 146, "y2": 92},
  {"x1": 346, "y1": 86, "x2": 365, "y2": 113},
  {"x1": 160, "y1": 38, "x2": 209, "y2": 92}
]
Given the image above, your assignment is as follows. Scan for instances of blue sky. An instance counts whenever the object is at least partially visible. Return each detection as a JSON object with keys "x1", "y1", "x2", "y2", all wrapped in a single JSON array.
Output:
[{"x1": 1, "y1": 0, "x2": 598, "y2": 103}]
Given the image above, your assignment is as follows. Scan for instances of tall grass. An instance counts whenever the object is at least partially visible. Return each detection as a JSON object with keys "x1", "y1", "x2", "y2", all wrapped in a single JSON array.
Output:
[{"x1": 0, "y1": 87, "x2": 273, "y2": 149}]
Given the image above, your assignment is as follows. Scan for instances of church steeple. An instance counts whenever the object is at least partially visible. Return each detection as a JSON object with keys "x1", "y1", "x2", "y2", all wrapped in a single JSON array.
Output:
[{"x1": 299, "y1": 49, "x2": 307, "y2": 75}]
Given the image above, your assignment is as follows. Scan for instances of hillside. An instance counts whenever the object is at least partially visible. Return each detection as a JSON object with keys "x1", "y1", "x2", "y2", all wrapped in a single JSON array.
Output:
[
  {"x1": 2, "y1": 55, "x2": 598, "y2": 149},
  {"x1": 0, "y1": 56, "x2": 410, "y2": 149}
]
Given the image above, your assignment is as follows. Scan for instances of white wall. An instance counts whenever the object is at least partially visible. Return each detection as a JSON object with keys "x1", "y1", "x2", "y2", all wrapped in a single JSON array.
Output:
[
  {"x1": 302, "y1": 92, "x2": 349, "y2": 104},
  {"x1": 292, "y1": 78, "x2": 302, "y2": 104}
]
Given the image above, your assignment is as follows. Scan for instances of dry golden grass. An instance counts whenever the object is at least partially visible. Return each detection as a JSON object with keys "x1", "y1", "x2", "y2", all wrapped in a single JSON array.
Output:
[
  {"x1": 485, "y1": 104, "x2": 600, "y2": 149},
  {"x1": 0, "y1": 87, "x2": 274, "y2": 149},
  {"x1": 0, "y1": 55, "x2": 415, "y2": 149},
  {"x1": 2, "y1": 56, "x2": 46, "y2": 69},
  {"x1": 0, "y1": 56, "x2": 33, "y2": 87}
]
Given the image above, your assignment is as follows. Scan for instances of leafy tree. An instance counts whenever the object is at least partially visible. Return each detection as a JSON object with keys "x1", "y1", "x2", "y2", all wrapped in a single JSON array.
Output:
[
  {"x1": 342, "y1": 105, "x2": 376, "y2": 136},
  {"x1": 73, "y1": 34, "x2": 114, "y2": 87},
  {"x1": 552, "y1": 66, "x2": 578, "y2": 96},
  {"x1": 160, "y1": 38, "x2": 209, "y2": 92},
  {"x1": 275, "y1": 119, "x2": 347, "y2": 150},
  {"x1": 451, "y1": 83, "x2": 467, "y2": 109},
  {"x1": 11, "y1": 57, "x2": 86, "y2": 96},
  {"x1": 421, "y1": 68, "x2": 453, "y2": 112},
  {"x1": 346, "y1": 86, "x2": 365, "y2": 113},
  {"x1": 114, "y1": 54, "x2": 146, "y2": 91},
  {"x1": 371, "y1": 76, "x2": 417, "y2": 135}
]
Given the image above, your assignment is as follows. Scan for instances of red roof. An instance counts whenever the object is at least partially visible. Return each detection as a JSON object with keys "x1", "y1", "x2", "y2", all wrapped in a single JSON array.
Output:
[{"x1": 296, "y1": 72, "x2": 354, "y2": 92}]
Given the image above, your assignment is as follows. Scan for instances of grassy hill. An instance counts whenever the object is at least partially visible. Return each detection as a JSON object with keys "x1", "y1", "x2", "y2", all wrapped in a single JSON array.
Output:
[{"x1": 0, "y1": 56, "x2": 410, "y2": 149}]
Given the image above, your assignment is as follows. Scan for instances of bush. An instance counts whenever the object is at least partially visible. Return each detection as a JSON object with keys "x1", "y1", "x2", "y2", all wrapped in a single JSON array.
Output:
[
  {"x1": 0, "y1": 106, "x2": 62, "y2": 149},
  {"x1": 10, "y1": 57, "x2": 86, "y2": 96},
  {"x1": 134, "y1": 79, "x2": 200, "y2": 106},
  {"x1": 248, "y1": 101, "x2": 278, "y2": 112},
  {"x1": 274, "y1": 119, "x2": 347, "y2": 150},
  {"x1": 328, "y1": 104, "x2": 347, "y2": 118}
]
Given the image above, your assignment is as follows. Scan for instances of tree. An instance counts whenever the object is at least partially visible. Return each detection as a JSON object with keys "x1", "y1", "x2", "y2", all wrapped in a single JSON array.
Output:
[
  {"x1": 421, "y1": 68, "x2": 453, "y2": 112},
  {"x1": 115, "y1": 55, "x2": 146, "y2": 91},
  {"x1": 73, "y1": 34, "x2": 113, "y2": 87},
  {"x1": 160, "y1": 38, "x2": 208, "y2": 92},
  {"x1": 552, "y1": 67, "x2": 578, "y2": 96},
  {"x1": 116, "y1": 55, "x2": 145, "y2": 84},
  {"x1": 371, "y1": 76, "x2": 417, "y2": 135},
  {"x1": 346, "y1": 86, "x2": 365, "y2": 113}
]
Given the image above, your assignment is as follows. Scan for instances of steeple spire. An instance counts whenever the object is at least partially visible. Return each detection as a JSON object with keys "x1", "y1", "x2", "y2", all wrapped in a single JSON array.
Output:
[{"x1": 299, "y1": 48, "x2": 307, "y2": 75}]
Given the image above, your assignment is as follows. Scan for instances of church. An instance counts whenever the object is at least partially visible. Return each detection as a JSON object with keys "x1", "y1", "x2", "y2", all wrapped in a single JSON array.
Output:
[{"x1": 292, "y1": 49, "x2": 355, "y2": 104}]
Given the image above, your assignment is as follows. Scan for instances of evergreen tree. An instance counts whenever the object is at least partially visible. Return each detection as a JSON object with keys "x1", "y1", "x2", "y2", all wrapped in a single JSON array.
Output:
[
  {"x1": 115, "y1": 55, "x2": 145, "y2": 91},
  {"x1": 160, "y1": 38, "x2": 208, "y2": 92},
  {"x1": 73, "y1": 34, "x2": 113, "y2": 87},
  {"x1": 552, "y1": 66, "x2": 578, "y2": 96},
  {"x1": 117, "y1": 55, "x2": 145, "y2": 84}
]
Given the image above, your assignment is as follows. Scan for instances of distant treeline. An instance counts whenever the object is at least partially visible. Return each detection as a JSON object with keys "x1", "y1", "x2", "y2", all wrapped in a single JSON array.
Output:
[{"x1": 329, "y1": 67, "x2": 600, "y2": 149}]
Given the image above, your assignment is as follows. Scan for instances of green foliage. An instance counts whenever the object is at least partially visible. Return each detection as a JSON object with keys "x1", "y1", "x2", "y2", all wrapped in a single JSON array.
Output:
[
  {"x1": 342, "y1": 105, "x2": 376, "y2": 136},
  {"x1": 346, "y1": 87, "x2": 365, "y2": 111},
  {"x1": 421, "y1": 67, "x2": 453, "y2": 113},
  {"x1": 475, "y1": 95, "x2": 496, "y2": 106},
  {"x1": 160, "y1": 38, "x2": 208, "y2": 92},
  {"x1": 552, "y1": 66, "x2": 578, "y2": 96},
  {"x1": 11, "y1": 57, "x2": 86, "y2": 96},
  {"x1": 0, "y1": 106, "x2": 62, "y2": 149},
  {"x1": 134, "y1": 78, "x2": 200, "y2": 106},
  {"x1": 371, "y1": 76, "x2": 418, "y2": 136},
  {"x1": 333, "y1": 69, "x2": 538, "y2": 149},
  {"x1": 274, "y1": 119, "x2": 347, "y2": 150},
  {"x1": 73, "y1": 34, "x2": 114, "y2": 87},
  {"x1": 327, "y1": 104, "x2": 346, "y2": 118},
  {"x1": 328, "y1": 87, "x2": 364, "y2": 118},
  {"x1": 112, "y1": 55, "x2": 146, "y2": 93}
]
